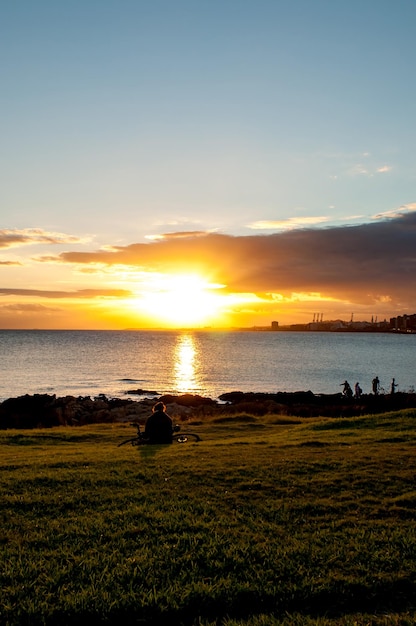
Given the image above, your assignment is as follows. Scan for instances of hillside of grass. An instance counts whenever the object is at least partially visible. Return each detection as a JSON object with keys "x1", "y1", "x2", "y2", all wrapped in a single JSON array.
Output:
[{"x1": 1, "y1": 410, "x2": 416, "y2": 625}]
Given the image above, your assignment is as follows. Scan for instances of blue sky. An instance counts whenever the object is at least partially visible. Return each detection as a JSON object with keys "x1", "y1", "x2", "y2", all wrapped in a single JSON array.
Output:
[{"x1": 1, "y1": 1, "x2": 416, "y2": 328}]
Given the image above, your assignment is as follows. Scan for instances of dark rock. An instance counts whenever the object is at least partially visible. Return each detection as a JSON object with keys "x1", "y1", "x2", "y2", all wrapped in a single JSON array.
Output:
[
  {"x1": 126, "y1": 389, "x2": 159, "y2": 396},
  {"x1": 158, "y1": 393, "x2": 217, "y2": 407},
  {"x1": 0, "y1": 394, "x2": 59, "y2": 429},
  {"x1": 2, "y1": 389, "x2": 416, "y2": 429}
]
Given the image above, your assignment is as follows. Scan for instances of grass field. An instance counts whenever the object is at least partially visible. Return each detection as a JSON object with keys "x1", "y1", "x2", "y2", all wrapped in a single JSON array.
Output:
[{"x1": 1, "y1": 410, "x2": 416, "y2": 625}]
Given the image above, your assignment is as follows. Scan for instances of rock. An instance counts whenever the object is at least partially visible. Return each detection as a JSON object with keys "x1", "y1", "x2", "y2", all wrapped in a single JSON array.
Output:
[
  {"x1": 126, "y1": 388, "x2": 159, "y2": 396},
  {"x1": 158, "y1": 393, "x2": 217, "y2": 407},
  {"x1": 2, "y1": 389, "x2": 416, "y2": 429}
]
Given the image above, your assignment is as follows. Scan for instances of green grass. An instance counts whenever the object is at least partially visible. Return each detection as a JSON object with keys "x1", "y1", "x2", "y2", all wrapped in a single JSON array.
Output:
[{"x1": 1, "y1": 411, "x2": 416, "y2": 625}]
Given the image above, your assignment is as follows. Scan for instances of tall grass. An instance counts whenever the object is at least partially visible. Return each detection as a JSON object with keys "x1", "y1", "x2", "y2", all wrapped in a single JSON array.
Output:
[{"x1": 1, "y1": 411, "x2": 416, "y2": 625}]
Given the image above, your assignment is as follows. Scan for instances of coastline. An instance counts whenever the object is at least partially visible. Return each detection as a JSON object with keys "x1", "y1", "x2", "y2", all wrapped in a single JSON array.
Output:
[{"x1": 2, "y1": 389, "x2": 416, "y2": 430}]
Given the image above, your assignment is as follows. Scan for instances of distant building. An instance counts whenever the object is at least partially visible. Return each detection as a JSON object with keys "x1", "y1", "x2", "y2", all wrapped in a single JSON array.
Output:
[
  {"x1": 390, "y1": 313, "x2": 416, "y2": 332},
  {"x1": 271, "y1": 321, "x2": 279, "y2": 331}
]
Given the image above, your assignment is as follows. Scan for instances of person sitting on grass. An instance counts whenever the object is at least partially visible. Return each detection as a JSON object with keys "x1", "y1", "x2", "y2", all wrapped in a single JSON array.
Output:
[{"x1": 144, "y1": 401, "x2": 173, "y2": 444}]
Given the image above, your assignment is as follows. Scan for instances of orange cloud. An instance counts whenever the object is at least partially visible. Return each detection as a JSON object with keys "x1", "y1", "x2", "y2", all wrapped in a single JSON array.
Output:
[
  {"x1": 0, "y1": 288, "x2": 132, "y2": 299},
  {"x1": 0, "y1": 228, "x2": 86, "y2": 249},
  {"x1": 0, "y1": 303, "x2": 61, "y2": 312},
  {"x1": 145, "y1": 230, "x2": 211, "y2": 241},
  {"x1": 40, "y1": 210, "x2": 416, "y2": 311}
]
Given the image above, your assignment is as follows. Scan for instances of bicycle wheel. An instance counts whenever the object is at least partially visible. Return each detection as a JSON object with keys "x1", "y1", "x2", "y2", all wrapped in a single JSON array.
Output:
[
  {"x1": 118, "y1": 437, "x2": 140, "y2": 447},
  {"x1": 173, "y1": 433, "x2": 201, "y2": 443}
]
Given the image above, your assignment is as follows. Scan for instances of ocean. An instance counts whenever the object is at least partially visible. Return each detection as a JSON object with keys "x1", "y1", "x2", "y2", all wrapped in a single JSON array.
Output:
[{"x1": 0, "y1": 329, "x2": 415, "y2": 403}]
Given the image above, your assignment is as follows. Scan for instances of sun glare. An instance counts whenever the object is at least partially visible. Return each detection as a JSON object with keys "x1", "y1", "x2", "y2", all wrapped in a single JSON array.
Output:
[
  {"x1": 138, "y1": 273, "x2": 225, "y2": 327},
  {"x1": 173, "y1": 334, "x2": 198, "y2": 392}
]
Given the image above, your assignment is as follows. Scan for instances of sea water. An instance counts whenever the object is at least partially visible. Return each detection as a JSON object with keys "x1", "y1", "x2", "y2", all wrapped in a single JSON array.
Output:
[{"x1": 0, "y1": 329, "x2": 415, "y2": 402}]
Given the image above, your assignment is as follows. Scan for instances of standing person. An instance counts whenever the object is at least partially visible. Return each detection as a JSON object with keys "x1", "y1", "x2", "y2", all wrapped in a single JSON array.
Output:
[
  {"x1": 341, "y1": 380, "x2": 353, "y2": 398},
  {"x1": 144, "y1": 401, "x2": 173, "y2": 444},
  {"x1": 354, "y1": 382, "x2": 362, "y2": 399},
  {"x1": 390, "y1": 378, "x2": 398, "y2": 394},
  {"x1": 372, "y1": 376, "x2": 380, "y2": 395}
]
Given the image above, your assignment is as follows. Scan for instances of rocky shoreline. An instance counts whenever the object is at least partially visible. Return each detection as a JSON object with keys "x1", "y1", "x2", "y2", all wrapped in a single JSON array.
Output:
[{"x1": 1, "y1": 389, "x2": 416, "y2": 429}]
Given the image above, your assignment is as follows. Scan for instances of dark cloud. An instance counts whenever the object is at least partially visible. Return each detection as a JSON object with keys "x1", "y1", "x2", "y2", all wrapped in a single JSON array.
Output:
[
  {"x1": 0, "y1": 288, "x2": 132, "y2": 299},
  {"x1": 55, "y1": 212, "x2": 416, "y2": 308}
]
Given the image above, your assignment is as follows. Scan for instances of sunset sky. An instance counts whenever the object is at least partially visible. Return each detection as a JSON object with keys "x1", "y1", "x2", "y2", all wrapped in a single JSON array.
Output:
[{"x1": 1, "y1": 0, "x2": 416, "y2": 329}]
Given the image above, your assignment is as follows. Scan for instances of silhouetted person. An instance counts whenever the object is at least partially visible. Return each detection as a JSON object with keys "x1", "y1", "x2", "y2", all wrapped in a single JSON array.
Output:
[
  {"x1": 144, "y1": 401, "x2": 173, "y2": 444},
  {"x1": 341, "y1": 380, "x2": 353, "y2": 398},
  {"x1": 354, "y1": 382, "x2": 362, "y2": 399},
  {"x1": 390, "y1": 378, "x2": 397, "y2": 394},
  {"x1": 372, "y1": 376, "x2": 380, "y2": 395}
]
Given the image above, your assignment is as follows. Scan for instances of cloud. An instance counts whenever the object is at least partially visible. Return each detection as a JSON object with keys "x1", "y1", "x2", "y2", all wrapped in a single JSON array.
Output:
[
  {"x1": 373, "y1": 203, "x2": 416, "y2": 220},
  {"x1": 0, "y1": 260, "x2": 22, "y2": 266},
  {"x1": 145, "y1": 230, "x2": 211, "y2": 241},
  {"x1": 0, "y1": 288, "x2": 132, "y2": 299},
  {"x1": 350, "y1": 164, "x2": 371, "y2": 176},
  {"x1": 348, "y1": 162, "x2": 392, "y2": 177},
  {"x1": 248, "y1": 217, "x2": 329, "y2": 231},
  {"x1": 50, "y1": 210, "x2": 416, "y2": 310},
  {"x1": 0, "y1": 229, "x2": 87, "y2": 249},
  {"x1": 0, "y1": 303, "x2": 61, "y2": 312}
]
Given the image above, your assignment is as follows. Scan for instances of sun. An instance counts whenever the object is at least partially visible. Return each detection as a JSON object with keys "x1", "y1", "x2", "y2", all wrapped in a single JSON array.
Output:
[{"x1": 138, "y1": 273, "x2": 226, "y2": 327}]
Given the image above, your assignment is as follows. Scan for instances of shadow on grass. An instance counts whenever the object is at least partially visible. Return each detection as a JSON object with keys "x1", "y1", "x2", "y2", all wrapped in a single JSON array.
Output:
[
  {"x1": 2, "y1": 432, "x2": 105, "y2": 445},
  {"x1": 23, "y1": 576, "x2": 416, "y2": 626},
  {"x1": 212, "y1": 415, "x2": 258, "y2": 424},
  {"x1": 137, "y1": 443, "x2": 171, "y2": 461}
]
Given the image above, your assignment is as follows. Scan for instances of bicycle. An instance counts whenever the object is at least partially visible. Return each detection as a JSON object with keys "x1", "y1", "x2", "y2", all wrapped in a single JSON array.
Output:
[{"x1": 118, "y1": 422, "x2": 201, "y2": 447}]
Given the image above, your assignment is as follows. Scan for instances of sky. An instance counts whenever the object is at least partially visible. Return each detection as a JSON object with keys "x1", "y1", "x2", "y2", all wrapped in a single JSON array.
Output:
[{"x1": 1, "y1": 0, "x2": 416, "y2": 329}]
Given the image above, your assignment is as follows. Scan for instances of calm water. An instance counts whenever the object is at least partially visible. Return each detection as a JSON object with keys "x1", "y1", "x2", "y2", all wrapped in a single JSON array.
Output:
[{"x1": 0, "y1": 330, "x2": 415, "y2": 402}]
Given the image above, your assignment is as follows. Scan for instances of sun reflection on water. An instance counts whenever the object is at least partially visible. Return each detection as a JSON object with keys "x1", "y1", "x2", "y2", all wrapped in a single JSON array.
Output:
[{"x1": 173, "y1": 334, "x2": 199, "y2": 393}]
